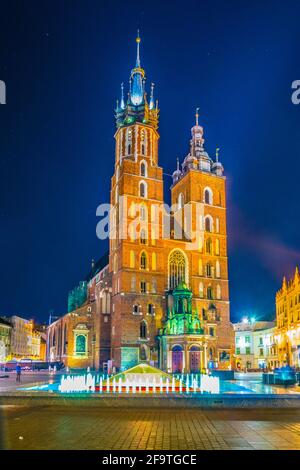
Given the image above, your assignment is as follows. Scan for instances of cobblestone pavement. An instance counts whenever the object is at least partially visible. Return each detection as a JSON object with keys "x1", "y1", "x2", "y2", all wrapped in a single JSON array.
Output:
[{"x1": 2, "y1": 406, "x2": 300, "y2": 450}]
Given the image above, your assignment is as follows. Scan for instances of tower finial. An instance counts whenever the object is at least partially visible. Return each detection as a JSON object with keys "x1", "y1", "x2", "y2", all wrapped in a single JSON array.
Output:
[
  {"x1": 136, "y1": 29, "x2": 141, "y2": 67},
  {"x1": 149, "y1": 82, "x2": 155, "y2": 109},
  {"x1": 195, "y1": 107, "x2": 199, "y2": 126},
  {"x1": 120, "y1": 82, "x2": 125, "y2": 109},
  {"x1": 216, "y1": 147, "x2": 220, "y2": 162}
]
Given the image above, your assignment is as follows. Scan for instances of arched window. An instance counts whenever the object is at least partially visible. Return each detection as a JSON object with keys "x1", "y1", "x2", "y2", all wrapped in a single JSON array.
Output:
[
  {"x1": 115, "y1": 185, "x2": 119, "y2": 205},
  {"x1": 206, "y1": 239, "x2": 212, "y2": 254},
  {"x1": 206, "y1": 263, "x2": 212, "y2": 277},
  {"x1": 199, "y1": 282, "x2": 204, "y2": 298},
  {"x1": 127, "y1": 128, "x2": 132, "y2": 155},
  {"x1": 204, "y1": 187, "x2": 213, "y2": 205},
  {"x1": 205, "y1": 216, "x2": 213, "y2": 232},
  {"x1": 207, "y1": 287, "x2": 214, "y2": 300},
  {"x1": 140, "y1": 203, "x2": 147, "y2": 221},
  {"x1": 140, "y1": 320, "x2": 147, "y2": 339},
  {"x1": 216, "y1": 260, "x2": 221, "y2": 278},
  {"x1": 140, "y1": 129, "x2": 146, "y2": 156},
  {"x1": 139, "y1": 181, "x2": 147, "y2": 198},
  {"x1": 152, "y1": 278, "x2": 157, "y2": 293},
  {"x1": 140, "y1": 161, "x2": 147, "y2": 177},
  {"x1": 178, "y1": 193, "x2": 184, "y2": 210},
  {"x1": 198, "y1": 259, "x2": 203, "y2": 275},
  {"x1": 75, "y1": 335, "x2": 86, "y2": 355},
  {"x1": 140, "y1": 344, "x2": 147, "y2": 361},
  {"x1": 140, "y1": 229, "x2": 147, "y2": 245},
  {"x1": 140, "y1": 251, "x2": 147, "y2": 270},
  {"x1": 215, "y1": 239, "x2": 220, "y2": 255},
  {"x1": 152, "y1": 252, "x2": 157, "y2": 270},
  {"x1": 168, "y1": 250, "x2": 187, "y2": 289},
  {"x1": 216, "y1": 285, "x2": 221, "y2": 300},
  {"x1": 130, "y1": 250, "x2": 135, "y2": 268},
  {"x1": 216, "y1": 217, "x2": 220, "y2": 233},
  {"x1": 131, "y1": 275, "x2": 136, "y2": 292}
]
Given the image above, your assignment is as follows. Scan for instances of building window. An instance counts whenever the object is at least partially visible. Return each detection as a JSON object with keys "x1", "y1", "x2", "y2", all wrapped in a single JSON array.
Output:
[
  {"x1": 206, "y1": 239, "x2": 212, "y2": 254},
  {"x1": 207, "y1": 287, "x2": 213, "y2": 300},
  {"x1": 140, "y1": 344, "x2": 147, "y2": 361},
  {"x1": 206, "y1": 263, "x2": 212, "y2": 277},
  {"x1": 140, "y1": 229, "x2": 147, "y2": 245},
  {"x1": 140, "y1": 252, "x2": 147, "y2": 270},
  {"x1": 168, "y1": 249, "x2": 187, "y2": 289},
  {"x1": 140, "y1": 321, "x2": 147, "y2": 339},
  {"x1": 130, "y1": 250, "x2": 135, "y2": 268},
  {"x1": 245, "y1": 347, "x2": 251, "y2": 355},
  {"x1": 199, "y1": 282, "x2": 204, "y2": 298},
  {"x1": 147, "y1": 304, "x2": 155, "y2": 315},
  {"x1": 236, "y1": 347, "x2": 241, "y2": 355},
  {"x1": 178, "y1": 192, "x2": 184, "y2": 210},
  {"x1": 75, "y1": 335, "x2": 87, "y2": 355},
  {"x1": 209, "y1": 327, "x2": 215, "y2": 336},
  {"x1": 260, "y1": 348, "x2": 264, "y2": 356},
  {"x1": 140, "y1": 204, "x2": 147, "y2": 221},
  {"x1": 152, "y1": 252, "x2": 157, "y2": 270},
  {"x1": 245, "y1": 336, "x2": 250, "y2": 343},
  {"x1": 140, "y1": 161, "x2": 147, "y2": 176},
  {"x1": 139, "y1": 181, "x2": 147, "y2": 198},
  {"x1": 140, "y1": 281, "x2": 146, "y2": 293},
  {"x1": 133, "y1": 305, "x2": 140, "y2": 315},
  {"x1": 216, "y1": 285, "x2": 221, "y2": 300},
  {"x1": 216, "y1": 261, "x2": 221, "y2": 278},
  {"x1": 205, "y1": 216, "x2": 213, "y2": 232},
  {"x1": 204, "y1": 188, "x2": 213, "y2": 205}
]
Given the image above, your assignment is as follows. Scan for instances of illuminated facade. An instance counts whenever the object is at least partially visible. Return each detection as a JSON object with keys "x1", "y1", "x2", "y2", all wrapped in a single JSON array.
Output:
[
  {"x1": 275, "y1": 267, "x2": 300, "y2": 367},
  {"x1": 8, "y1": 316, "x2": 43, "y2": 360},
  {"x1": 234, "y1": 321, "x2": 277, "y2": 370},
  {"x1": 47, "y1": 34, "x2": 234, "y2": 372},
  {"x1": 109, "y1": 34, "x2": 233, "y2": 372},
  {"x1": 0, "y1": 317, "x2": 12, "y2": 363}
]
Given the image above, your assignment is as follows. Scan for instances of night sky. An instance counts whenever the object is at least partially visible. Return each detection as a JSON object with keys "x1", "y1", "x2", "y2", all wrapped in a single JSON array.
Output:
[{"x1": 0, "y1": 0, "x2": 299, "y2": 324}]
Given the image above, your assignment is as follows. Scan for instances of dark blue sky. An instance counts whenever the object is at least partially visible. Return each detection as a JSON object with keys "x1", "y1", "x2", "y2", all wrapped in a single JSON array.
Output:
[{"x1": 0, "y1": 0, "x2": 299, "y2": 323}]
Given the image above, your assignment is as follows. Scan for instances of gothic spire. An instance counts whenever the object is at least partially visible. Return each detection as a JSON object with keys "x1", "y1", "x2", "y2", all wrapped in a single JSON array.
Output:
[{"x1": 130, "y1": 32, "x2": 145, "y2": 106}]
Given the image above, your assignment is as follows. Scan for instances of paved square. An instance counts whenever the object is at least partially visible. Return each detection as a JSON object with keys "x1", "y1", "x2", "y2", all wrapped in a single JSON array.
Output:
[{"x1": 2, "y1": 405, "x2": 300, "y2": 450}]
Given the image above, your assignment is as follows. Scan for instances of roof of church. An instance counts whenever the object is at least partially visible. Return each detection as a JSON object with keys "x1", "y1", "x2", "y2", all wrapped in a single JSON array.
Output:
[
  {"x1": 173, "y1": 282, "x2": 190, "y2": 293},
  {"x1": 85, "y1": 251, "x2": 109, "y2": 282}
]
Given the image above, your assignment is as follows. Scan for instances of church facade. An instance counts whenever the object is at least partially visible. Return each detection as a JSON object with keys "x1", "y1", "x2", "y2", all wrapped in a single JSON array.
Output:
[{"x1": 47, "y1": 35, "x2": 234, "y2": 373}]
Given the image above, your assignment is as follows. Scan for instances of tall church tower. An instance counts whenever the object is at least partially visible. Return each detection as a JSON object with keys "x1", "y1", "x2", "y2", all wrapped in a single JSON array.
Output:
[
  {"x1": 110, "y1": 34, "x2": 165, "y2": 370},
  {"x1": 167, "y1": 109, "x2": 233, "y2": 370}
]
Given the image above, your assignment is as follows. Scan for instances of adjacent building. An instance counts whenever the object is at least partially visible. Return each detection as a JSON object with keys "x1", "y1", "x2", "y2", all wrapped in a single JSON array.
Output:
[
  {"x1": 275, "y1": 267, "x2": 300, "y2": 367},
  {"x1": 0, "y1": 317, "x2": 12, "y2": 363},
  {"x1": 234, "y1": 321, "x2": 277, "y2": 370},
  {"x1": 8, "y1": 316, "x2": 42, "y2": 360}
]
